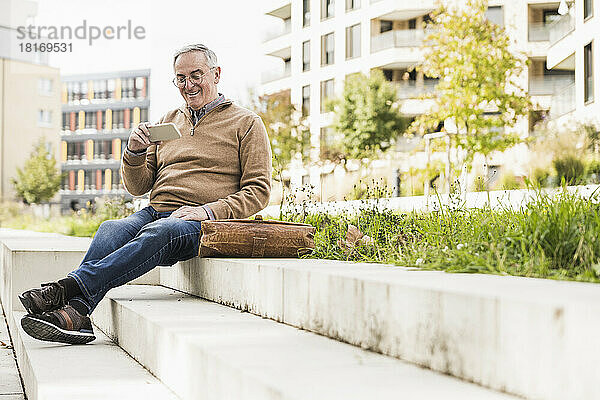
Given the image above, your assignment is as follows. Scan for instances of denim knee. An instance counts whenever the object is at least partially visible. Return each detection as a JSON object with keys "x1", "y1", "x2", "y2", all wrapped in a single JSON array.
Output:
[
  {"x1": 96, "y1": 219, "x2": 120, "y2": 236},
  {"x1": 138, "y1": 218, "x2": 191, "y2": 239}
]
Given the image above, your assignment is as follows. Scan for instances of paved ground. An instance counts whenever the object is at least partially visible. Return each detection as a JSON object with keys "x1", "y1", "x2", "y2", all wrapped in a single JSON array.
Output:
[{"x1": 0, "y1": 302, "x2": 25, "y2": 399}]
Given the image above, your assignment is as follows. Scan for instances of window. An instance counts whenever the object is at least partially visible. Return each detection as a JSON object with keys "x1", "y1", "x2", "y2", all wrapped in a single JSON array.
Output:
[
  {"x1": 38, "y1": 78, "x2": 53, "y2": 95},
  {"x1": 345, "y1": 0, "x2": 359, "y2": 11},
  {"x1": 321, "y1": 32, "x2": 335, "y2": 65},
  {"x1": 321, "y1": 0, "x2": 335, "y2": 20},
  {"x1": 303, "y1": 41, "x2": 310, "y2": 71},
  {"x1": 303, "y1": 0, "x2": 310, "y2": 27},
  {"x1": 408, "y1": 18, "x2": 416, "y2": 29},
  {"x1": 380, "y1": 20, "x2": 393, "y2": 33},
  {"x1": 320, "y1": 79, "x2": 334, "y2": 113},
  {"x1": 485, "y1": 6, "x2": 504, "y2": 27},
  {"x1": 584, "y1": 0, "x2": 593, "y2": 20},
  {"x1": 346, "y1": 24, "x2": 361, "y2": 59},
  {"x1": 38, "y1": 110, "x2": 52, "y2": 126},
  {"x1": 302, "y1": 85, "x2": 310, "y2": 116},
  {"x1": 585, "y1": 42, "x2": 594, "y2": 103}
]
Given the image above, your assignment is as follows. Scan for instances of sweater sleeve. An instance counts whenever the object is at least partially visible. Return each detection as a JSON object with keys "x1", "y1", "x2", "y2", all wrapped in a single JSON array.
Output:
[
  {"x1": 121, "y1": 145, "x2": 158, "y2": 196},
  {"x1": 203, "y1": 116, "x2": 272, "y2": 219},
  {"x1": 121, "y1": 116, "x2": 165, "y2": 196}
]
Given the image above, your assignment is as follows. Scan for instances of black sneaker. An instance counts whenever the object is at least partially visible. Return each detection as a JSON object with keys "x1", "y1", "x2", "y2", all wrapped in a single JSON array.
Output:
[
  {"x1": 19, "y1": 282, "x2": 66, "y2": 315},
  {"x1": 21, "y1": 305, "x2": 96, "y2": 345}
]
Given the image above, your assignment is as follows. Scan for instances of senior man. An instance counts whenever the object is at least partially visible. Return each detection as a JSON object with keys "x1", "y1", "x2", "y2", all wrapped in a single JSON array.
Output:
[{"x1": 18, "y1": 44, "x2": 272, "y2": 345}]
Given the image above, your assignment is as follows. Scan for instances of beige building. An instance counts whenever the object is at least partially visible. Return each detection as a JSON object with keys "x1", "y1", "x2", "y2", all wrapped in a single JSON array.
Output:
[
  {"x1": 0, "y1": 1, "x2": 61, "y2": 202},
  {"x1": 260, "y1": 0, "x2": 576, "y2": 200}
]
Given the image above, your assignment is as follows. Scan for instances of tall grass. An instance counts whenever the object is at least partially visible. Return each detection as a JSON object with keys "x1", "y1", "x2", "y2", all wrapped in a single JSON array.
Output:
[{"x1": 282, "y1": 186, "x2": 600, "y2": 283}]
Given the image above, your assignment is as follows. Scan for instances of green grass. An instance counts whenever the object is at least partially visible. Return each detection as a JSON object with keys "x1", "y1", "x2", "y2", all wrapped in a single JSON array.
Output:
[
  {"x1": 0, "y1": 197, "x2": 134, "y2": 238},
  {"x1": 281, "y1": 186, "x2": 600, "y2": 283}
]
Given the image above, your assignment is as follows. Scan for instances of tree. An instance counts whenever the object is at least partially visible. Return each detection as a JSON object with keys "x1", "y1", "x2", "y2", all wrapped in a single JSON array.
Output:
[
  {"x1": 12, "y1": 138, "x2": 62, "y2": 204},
  {"x1": 253, "y1": 90, "x2": 309, "y2": 175},
  {"x1": 331, "y1": 71, "x2": 410, "y2": 162},
  {"x1": 410, "y1": 0, "x2": 531, "y2": 173}
]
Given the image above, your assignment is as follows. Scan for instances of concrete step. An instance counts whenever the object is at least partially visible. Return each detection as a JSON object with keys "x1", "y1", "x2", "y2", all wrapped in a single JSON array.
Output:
[
  {"x1": 1, "y1": 301, "x2": 25, "y2": 399},
  {"x1": 0, "y1": 228, "x2": 159, "y2": 313},
  {"x1": 9, "y1": 310, "x2": 179, "y2": 400},
  {"x1": 93, "y1": 284, "x2": 517, "y2": 400},
  {"x1": 160, "y1": 258, "x2": 600, "y2": 400}
]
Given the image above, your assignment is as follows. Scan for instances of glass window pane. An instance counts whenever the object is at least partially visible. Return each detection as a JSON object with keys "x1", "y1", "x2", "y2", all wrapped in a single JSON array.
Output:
[
  {"x1": 485, "y1": 6, "x2": 504, "y2": 26},
  {"x1": 303, "y1": 41, "x2": 310, "y2": 71}
]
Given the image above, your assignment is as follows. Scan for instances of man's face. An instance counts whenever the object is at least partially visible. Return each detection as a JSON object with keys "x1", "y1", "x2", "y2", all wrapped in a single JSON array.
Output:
[{"x1": 174, "y1": 51, "x2": 221, "y2": 110}]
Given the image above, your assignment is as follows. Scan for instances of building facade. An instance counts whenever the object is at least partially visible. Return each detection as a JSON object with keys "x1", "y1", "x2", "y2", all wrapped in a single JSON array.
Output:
[
  {"x1": 0, "y1": 0, "x2": 61, "y2": 203},
  {"x1": 547, "y1": 0, "x2": 598, "y2": 124},
  {"x1": 260, "y1": 0, "x2": 576, "y2": 199},
  {"x1": 59, "y1": 70, "x2": 150, "y2": 211}
]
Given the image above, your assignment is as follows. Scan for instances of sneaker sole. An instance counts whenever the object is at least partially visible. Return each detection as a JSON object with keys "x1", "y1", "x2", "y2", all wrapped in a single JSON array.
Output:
[{"x1": 21, "y1": 315, "x2": 96, "y2": 345}]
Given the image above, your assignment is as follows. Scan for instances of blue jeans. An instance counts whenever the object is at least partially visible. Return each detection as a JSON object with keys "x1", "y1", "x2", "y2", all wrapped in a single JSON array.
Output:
[{"x1": 68, "y1": 206, "x2": 203, "y2": 313}]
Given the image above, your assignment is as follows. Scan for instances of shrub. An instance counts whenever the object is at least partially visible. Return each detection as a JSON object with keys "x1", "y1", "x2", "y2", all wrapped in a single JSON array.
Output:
[
  {"x1": 496, "y1": 171, "x2": 523, "y2": 190},
  {"x1": 586, "y1": 159, "x2": 600, "y2": 183},
  {"x1": 472, "y1": 176, "x2": 486, "y2": 192},
  {"x1": 531, "y1": 167, "x2": 551, "y2": 187},
  {"x1": 553, "y1": 155, "x2": 585, "y2": 185}
]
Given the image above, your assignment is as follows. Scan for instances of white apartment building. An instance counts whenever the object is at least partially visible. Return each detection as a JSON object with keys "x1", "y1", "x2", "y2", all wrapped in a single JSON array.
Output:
[
  {"x1": 546, "y1": 0, "x2": 598, "y2": 124},
  {"x1": 260, "y1": 0, "x2": 575, "y2": 200}
]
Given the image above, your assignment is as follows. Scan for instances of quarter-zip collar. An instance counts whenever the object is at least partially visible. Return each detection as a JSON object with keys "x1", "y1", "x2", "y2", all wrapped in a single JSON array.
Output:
[
  {"x1": 179, "y1": 97, "x2": 232, "y2": 135},
  {"x1": 188, "y1": 93, "x2": 226, "y2": 125}
]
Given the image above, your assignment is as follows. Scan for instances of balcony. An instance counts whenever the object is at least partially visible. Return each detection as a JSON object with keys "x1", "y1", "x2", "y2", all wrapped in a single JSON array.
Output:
[
  {"x1": 550, "y1": 82, "x2": 575, "y2": 118},
  {"x1": 528, "y1": 23, "x2": 552, "y2": 42},
  {"x1": 261, "y1": 65, "x2": 291, "y2": 84},
  {"x1": 263, "y1": 19, "x2": 291, "y2": 42},
  {"x1": 528, "y1": 75, "x2": 574, "y2": 96},
  {"x1": 548, "y1": 9, "x2": 575, "y2": 46},
  {"x1": 371, "y1": 29, "x2": 429, "y2": 53},
  {"x1": 394, "y1": 79, "x2": 438, "y2": 99}
]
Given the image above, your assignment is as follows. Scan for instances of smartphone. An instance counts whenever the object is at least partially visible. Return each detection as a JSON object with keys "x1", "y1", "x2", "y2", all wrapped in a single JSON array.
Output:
[{"x1": 148, "y1": 123, "x2": 182, "y2": 142}]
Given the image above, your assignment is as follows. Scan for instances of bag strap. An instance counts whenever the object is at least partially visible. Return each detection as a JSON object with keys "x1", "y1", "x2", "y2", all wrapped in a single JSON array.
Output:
[{"x1": 252, "y1": 236, "x2": 267, "y2": 257}]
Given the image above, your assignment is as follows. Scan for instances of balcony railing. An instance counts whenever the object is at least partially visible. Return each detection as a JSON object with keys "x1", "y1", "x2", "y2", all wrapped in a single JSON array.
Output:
[
  {"x1": 528, "y1": 75, "x2": 574, "y2": 95},
  {"x1": 550, "y1": 82, "x2": 575, "y2": 118},
  {"x1": 549, "y1": 9, "x2": 575, "y2": 46},
  {"x1": 263, "y1": 19, "x2": 292, "y2": 42},
  {"x1": 528, "y1": 22, "x2": 552, "y2": 42},
  {"x1": 394, "y1": 79, "x2": 438, "y2": 98},
  {"x1": 371, "y1": 29, "x2": 430, "y2": 53},
  {"x1": 261, "y1": 65, "x2": 291, "y2": 84}
]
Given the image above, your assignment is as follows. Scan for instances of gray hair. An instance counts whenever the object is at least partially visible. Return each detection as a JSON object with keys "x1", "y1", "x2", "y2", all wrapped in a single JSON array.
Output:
[{"x1": 173, "y1": 44, "x2": 218, "y2": 67}]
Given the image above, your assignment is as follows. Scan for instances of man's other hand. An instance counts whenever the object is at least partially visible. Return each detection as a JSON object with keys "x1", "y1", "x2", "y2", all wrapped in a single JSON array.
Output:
[
  {"x1": 169, "y1": 206, "x2": 209, "y2": 221},
  {"x1": 127, "y1": 122, "x2": 162, "y2": 153}
]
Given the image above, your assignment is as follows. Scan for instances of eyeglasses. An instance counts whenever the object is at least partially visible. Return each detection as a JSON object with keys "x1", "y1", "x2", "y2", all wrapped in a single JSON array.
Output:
[{"x1": 172, "y1": 67, "x2": 215, "y2": 88}]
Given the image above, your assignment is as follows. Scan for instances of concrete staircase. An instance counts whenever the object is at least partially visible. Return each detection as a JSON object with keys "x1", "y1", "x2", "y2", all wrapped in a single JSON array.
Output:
[
  {"x1": 92, "y1": 284, "x2": 516, "y2": 400},
  {"x1": 1, "y1": 228, "x2": 598, "y2": 400}
]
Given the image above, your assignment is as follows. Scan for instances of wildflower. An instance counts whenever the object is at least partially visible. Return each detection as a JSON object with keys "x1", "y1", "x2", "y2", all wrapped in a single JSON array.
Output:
[
  {"x1": 416, "y1": 258, "x2": 424, "y2": 265},
  {"x1": 457, "y1": 243, "x2": 465, "y2": 250}
]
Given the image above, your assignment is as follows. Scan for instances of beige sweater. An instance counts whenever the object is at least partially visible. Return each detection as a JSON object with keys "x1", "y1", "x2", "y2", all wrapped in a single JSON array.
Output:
[{"x1": 121, "y1": 100, "x2": 272, "y2": 219}]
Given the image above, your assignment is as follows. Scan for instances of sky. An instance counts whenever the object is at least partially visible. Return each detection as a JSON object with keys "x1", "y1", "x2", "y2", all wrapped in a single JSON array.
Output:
[{"x1": 27, "y1": 0, "x2": 276, "y2": 119}]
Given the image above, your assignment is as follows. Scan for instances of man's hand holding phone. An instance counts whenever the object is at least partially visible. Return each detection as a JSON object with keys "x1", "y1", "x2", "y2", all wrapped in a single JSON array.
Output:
[{"x1": 127, "y1": 122, "x2": 162, "y2": 153}]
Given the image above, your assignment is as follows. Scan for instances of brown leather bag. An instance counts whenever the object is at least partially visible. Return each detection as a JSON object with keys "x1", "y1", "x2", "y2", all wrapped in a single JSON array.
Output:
[{"x1": 199, "y1": 215, "x2": 316, "y2": 258}]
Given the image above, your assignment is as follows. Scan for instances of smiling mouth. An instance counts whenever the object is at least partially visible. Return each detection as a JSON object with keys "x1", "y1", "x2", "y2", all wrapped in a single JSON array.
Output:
[{"x1": 186, "y1": 89, "x2": 201, "y2": 97}]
